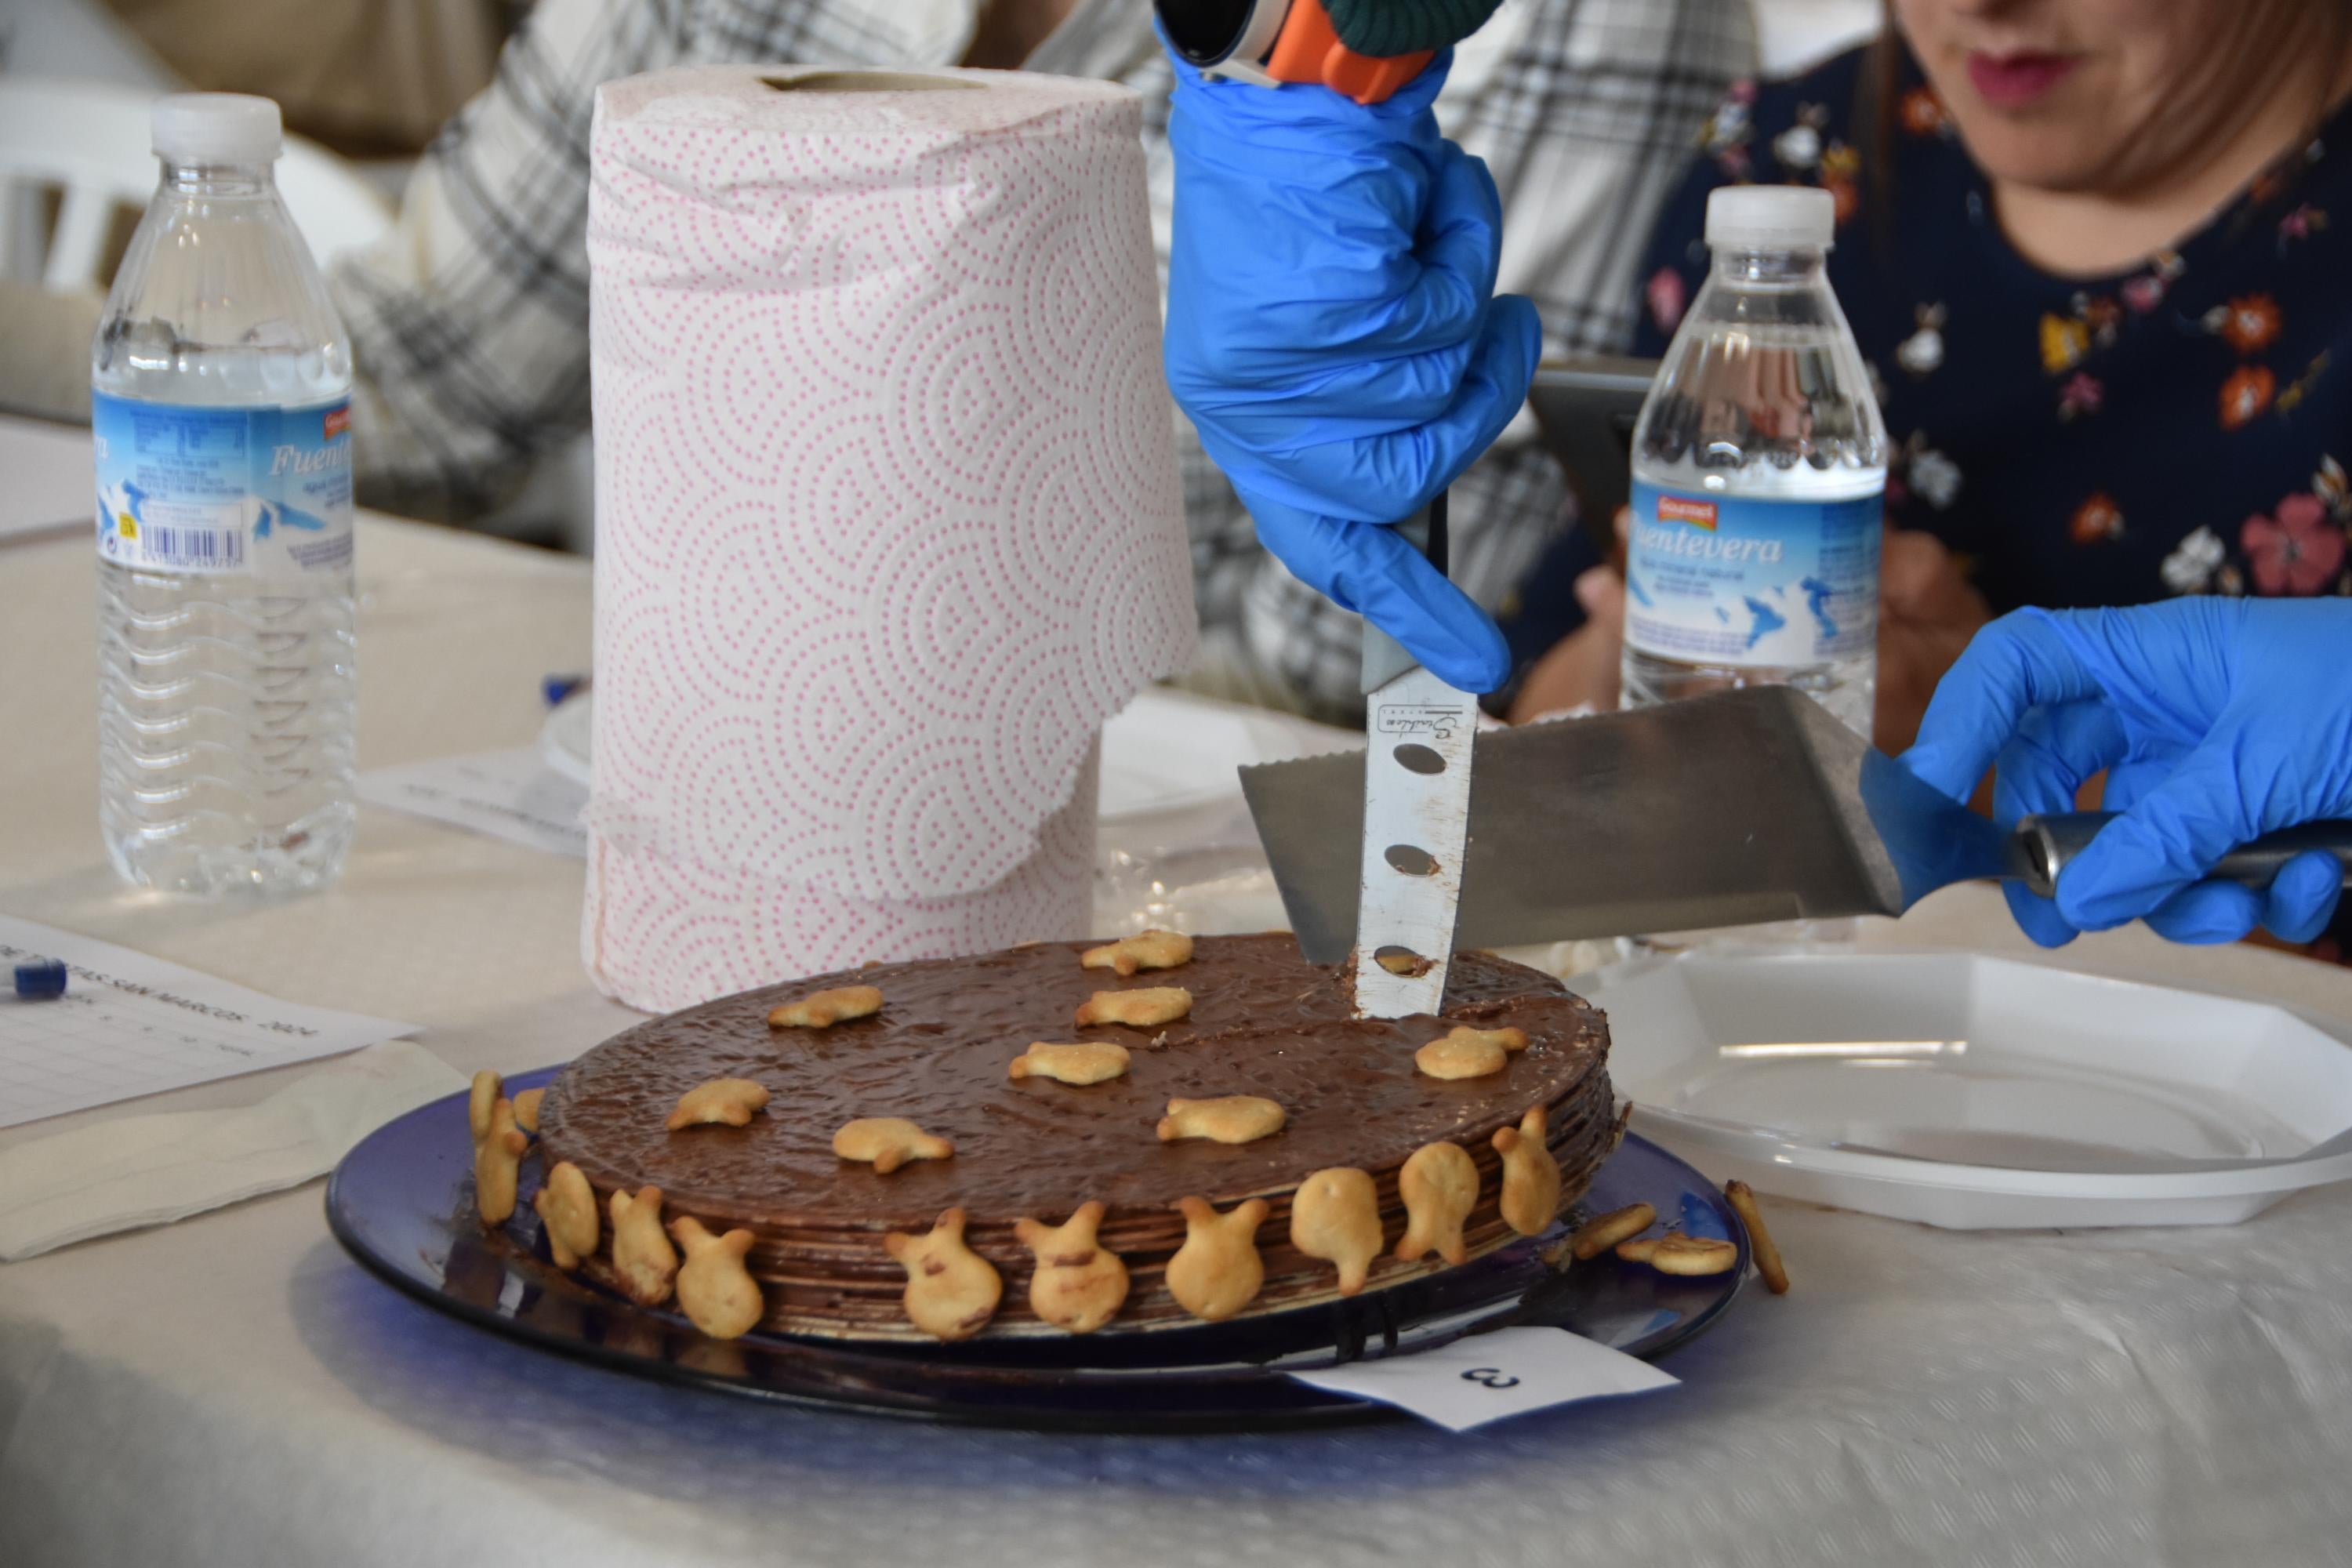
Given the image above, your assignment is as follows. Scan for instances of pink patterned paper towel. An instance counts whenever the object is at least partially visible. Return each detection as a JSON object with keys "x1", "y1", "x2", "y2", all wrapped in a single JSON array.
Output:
[
  {"x1": 583, "y1": 748, "x2": 1100, "y2": 1016},
  {"x1": 584, "y1": 66, "x2": 1194, "y2": 1011}
]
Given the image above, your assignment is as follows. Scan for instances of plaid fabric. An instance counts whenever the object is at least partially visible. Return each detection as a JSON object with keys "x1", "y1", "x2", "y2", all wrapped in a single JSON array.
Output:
[{"x1": 330, "y1": 0, "x2": 1754, "y2": 721}]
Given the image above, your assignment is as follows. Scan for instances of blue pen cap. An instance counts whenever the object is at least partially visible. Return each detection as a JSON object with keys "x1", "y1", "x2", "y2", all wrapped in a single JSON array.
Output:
[{"x1": 14, "y1": 959, "x2": 67, "y2": 999}]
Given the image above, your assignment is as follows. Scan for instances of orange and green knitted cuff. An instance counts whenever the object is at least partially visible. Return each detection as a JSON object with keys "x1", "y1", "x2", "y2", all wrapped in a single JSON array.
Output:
[{"x1": 1324, "y1": 0, "x2": 1504, "y2": 56}]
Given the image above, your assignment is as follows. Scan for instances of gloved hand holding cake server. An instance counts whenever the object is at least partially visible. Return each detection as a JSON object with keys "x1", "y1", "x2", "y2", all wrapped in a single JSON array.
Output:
[{"x1": 1157, "y1": 0, "x2": 2352, "y2": 976}]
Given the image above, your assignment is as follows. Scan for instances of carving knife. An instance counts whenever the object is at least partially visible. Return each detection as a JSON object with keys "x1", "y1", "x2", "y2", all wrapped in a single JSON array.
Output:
[
  {"x1": 1349, "y1": 499, "x2": 1479, "y2": 1018},
  {"x1": 1150, "y1": 0, "x2": 1486, "y2": 1012},
  {"x1": 1242, "y1": 682, "x2": 2352, "y2": 958}
]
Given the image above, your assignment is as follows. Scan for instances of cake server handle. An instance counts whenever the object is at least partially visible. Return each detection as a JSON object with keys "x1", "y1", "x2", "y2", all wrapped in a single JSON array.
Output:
[{"x1": 2015, "y1": 814, "x2": 2352, "y2": 901}]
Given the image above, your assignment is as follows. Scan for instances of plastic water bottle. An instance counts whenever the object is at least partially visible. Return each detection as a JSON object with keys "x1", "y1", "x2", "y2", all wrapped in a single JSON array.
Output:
[
  {"x1": 92, "y1": 95, "x2": 357, "y2": 896},
  {"x1": 1621, "y1": 186, "x2": 1886, "y2": 736}
]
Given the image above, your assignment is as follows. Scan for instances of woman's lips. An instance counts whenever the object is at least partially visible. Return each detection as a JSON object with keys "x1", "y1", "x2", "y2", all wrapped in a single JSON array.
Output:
[{"x1": 1965, "y1": 50, "x2": 2082, "y2": 109}]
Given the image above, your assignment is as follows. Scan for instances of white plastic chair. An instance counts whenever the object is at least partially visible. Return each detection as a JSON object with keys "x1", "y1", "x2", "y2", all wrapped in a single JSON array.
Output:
[{"x1": 0, "y1": 76, "x2": 394, "y2": 292}]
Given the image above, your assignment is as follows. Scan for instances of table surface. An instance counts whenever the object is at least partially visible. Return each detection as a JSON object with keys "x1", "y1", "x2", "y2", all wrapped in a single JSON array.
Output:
[
  {"x1": 0, "y1": 414, "x2": 100, "y2": 544},
  {"x1": 8, "y1": 416, "x2": 2352, "y2": 1566}
]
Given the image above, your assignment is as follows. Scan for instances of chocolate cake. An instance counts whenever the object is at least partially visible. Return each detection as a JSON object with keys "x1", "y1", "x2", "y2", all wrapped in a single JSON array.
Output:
[{"x1": 535, "y1": 933, "x2": 1617, "y2": 1341}]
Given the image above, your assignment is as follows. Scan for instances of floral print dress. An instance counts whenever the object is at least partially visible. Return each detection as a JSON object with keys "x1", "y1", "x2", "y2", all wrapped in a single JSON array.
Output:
[{"x1": 1499, "y1": 44, "x2": 2352, "y2": 678}]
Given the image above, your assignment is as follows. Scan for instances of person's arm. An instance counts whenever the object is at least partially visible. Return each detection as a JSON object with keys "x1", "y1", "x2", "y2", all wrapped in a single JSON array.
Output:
[
  {"x1": 328, "y1": 0, "x2": 684, "y2": 521},
  {"x1": 332, "y1": 0, "x2": 913, "y2": 521},
  {"x1": 1900, "y1": 601, "x2": 2352, "y2": 946}
]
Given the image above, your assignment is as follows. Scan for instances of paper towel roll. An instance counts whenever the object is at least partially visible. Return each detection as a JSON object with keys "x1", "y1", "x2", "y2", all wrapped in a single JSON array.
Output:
[{"x1": 584, "y1": 65, "x2": 1195, "y2": 1011}]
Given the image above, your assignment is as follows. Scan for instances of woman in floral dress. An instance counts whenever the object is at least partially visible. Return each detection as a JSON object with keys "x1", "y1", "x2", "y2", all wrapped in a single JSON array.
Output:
[{"x1": 1504, "y1": 0, "x2": 2352, "y2": 752}]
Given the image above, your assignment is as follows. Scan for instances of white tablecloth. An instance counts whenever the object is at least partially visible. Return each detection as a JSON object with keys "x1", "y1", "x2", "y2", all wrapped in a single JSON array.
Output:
[
  {"x1": 0, "y1": 415, "x2": 98, "y2": 543},
  {"x1": 7, "y1": 433, "x2": 2352, "y2": 1565}
]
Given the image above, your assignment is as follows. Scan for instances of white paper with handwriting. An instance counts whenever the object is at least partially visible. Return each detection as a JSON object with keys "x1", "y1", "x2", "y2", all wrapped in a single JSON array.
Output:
[
  {"x1": 1284, "y1": 1327, "x2": 1679, "y2": 1432},
  {"x1": 0, "y1": 916, "x2": 418, "y2": 1129}
]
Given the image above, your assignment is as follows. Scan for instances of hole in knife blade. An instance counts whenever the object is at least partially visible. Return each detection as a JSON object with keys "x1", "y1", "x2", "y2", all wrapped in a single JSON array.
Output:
[
  {"x1": 1372, "y1": 946, "x2": 1433, "y2": 978},
  {"x1": 2023, "y1": 831, "x2": 2053, "y2": 890},
  {"x1": 1392, "y1": 744, "x2": 1446, "y2": 775},
  {"x1": 1383, "y1": 844, "x2": 1439, "y2": 877}
]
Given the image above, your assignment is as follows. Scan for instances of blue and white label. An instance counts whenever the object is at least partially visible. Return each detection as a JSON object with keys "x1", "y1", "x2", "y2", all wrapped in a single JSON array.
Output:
[
  {"x1": 1622, "y1": 482, "x2": 1882, "y2": 667},
  {"x1": 93, "y1": 393, "x2": 353, "y2": 578}
]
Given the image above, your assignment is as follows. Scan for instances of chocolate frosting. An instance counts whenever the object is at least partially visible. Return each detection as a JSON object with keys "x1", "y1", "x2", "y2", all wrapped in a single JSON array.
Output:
[{"x1": 539, "y1": 934, "x2": 1614, "y2": 1338}]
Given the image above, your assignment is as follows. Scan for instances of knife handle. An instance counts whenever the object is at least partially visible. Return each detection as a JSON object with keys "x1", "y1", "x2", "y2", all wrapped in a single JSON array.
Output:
[
  {"x1": 1359, "y1": 491, "x2": 1451, "y2": 695},
  {"x1": 2016, "y1": 813, "x2": 2352, "y2": 901}
]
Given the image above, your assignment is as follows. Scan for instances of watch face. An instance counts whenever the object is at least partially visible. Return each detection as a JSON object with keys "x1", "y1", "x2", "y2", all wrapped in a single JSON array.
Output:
[{"x1": 1156, "y1": 0, "x2": 1270, "y2": 64}]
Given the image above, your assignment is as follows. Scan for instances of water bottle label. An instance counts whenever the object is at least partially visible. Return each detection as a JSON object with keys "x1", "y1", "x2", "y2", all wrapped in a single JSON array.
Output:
[
  {"x1": 1622, "y1": 483, "x2": 1882, "y2": 668},
  {"x1": 92, "y1": 394, "x2": 354, "y2": 577}
]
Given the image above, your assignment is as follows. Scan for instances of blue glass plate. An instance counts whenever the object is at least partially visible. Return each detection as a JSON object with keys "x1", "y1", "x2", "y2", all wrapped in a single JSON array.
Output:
[{"x1": 326, "y1": 1067, "x2": 1747, "y2": 1431}]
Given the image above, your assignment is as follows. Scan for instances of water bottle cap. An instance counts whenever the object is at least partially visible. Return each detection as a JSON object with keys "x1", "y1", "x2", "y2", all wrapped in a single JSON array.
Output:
[
  {"x1": 1704, "y1": 185, "x2": 1835, "y2": 252},
  {"x1": 151, "y1": 94, "x2": 283, "y2": 165}
]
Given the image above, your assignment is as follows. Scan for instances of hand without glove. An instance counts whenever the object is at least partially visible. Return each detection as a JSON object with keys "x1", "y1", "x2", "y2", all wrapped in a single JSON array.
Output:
[
  {"x1": 1899, "y1": 600, "x2": 2352, "y2": 946},
  {"x1": 1163, "y1": 45, "x2": 1541, "y2": 691}
]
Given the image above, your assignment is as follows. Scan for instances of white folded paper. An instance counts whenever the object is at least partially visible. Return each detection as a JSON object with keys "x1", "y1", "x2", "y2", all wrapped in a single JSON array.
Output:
[
  {"x1": 358, "y1": 748, "x2": 589, "y2": 859},
  {"x1": 1284, "y1": 1326, "x2": 1680, "y2": 1432},
  {"x1": 0, "y1": 1040, "x2": 464, "y2": 1261}
]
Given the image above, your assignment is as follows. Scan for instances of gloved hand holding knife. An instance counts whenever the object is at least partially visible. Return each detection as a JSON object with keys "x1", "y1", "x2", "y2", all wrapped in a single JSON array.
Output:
[
  {"x1": 1160, "y1": 0, "x2": 1538, "y2": 1018},
  {"x1": 1900, "y1": 601, "x2": 2352, "y2": 948},
  {"x1": 1161, "y1": 17, "x2": 1541, "y2": 696}
]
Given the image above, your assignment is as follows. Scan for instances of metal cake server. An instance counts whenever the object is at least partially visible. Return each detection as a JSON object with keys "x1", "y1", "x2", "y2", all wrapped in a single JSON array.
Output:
[
  {"x1": 1243, "y1": 683, "x2": 2352, "y2": 960},
  {"x1": 1348, "y1": 499, "x2": 1477, "y2": 1018}
]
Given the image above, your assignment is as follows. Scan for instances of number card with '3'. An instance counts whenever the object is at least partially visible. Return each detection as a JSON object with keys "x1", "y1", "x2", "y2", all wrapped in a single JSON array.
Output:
[{"x1": 1283, "y1": 1327, "x2": 1679, "y2": 1432}]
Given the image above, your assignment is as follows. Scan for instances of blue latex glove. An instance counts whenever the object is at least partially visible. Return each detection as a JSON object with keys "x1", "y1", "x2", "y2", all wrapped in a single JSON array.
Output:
[
  {"x1": 1899, "y1": 601, "x2": 2352, "y2": 946},
  {"x1": 1163, "y1": 46, "x2": 1541, "y2": 693}
]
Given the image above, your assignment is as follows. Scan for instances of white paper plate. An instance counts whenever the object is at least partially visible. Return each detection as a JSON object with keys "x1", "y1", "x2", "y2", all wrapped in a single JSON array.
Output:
[{"x1": 1578, "y1": 948, "x2": 2352, "y2": 1229}]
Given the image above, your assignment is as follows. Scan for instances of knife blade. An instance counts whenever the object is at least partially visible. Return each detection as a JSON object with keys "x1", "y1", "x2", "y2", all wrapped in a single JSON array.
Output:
[
  {"x1": 1350, "y1": 498, "x2": 1475, "y2": 1019},
  {"x1": 1241, "y1": 684, "x2": 2352, "y2": 958}
]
